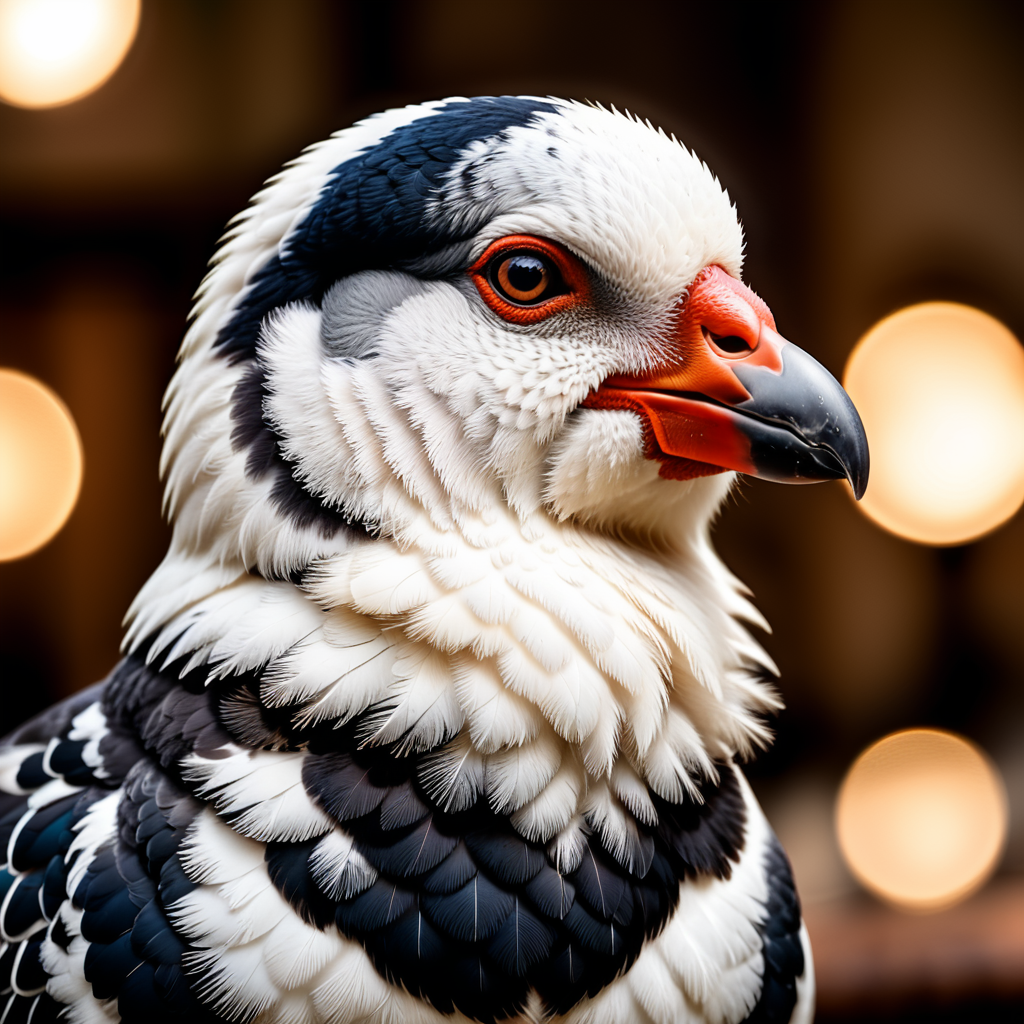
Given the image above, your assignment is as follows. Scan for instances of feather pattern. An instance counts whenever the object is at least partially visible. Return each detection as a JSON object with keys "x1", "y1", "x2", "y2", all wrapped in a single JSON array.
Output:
[{"x1": 2, "y1": 96, "x2": 812, "y2": 1023}]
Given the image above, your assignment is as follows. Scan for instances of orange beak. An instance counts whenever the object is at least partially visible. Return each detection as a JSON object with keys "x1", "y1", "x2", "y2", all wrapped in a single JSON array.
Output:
[{"x1": 582, "y1": 266, "x2": 869, "y2": 497}]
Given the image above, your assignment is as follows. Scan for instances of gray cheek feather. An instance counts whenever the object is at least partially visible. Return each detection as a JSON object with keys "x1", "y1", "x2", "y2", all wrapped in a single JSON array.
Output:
[{"x1": 320, "y1": 272, "x2": 433, "y2": 361}]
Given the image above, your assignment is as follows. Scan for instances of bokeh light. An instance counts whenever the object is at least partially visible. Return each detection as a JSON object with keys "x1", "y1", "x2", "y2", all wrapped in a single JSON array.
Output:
[
  {"x1": 0, "y1": 0, "x2": 140, "y2": 109},
  {"x1": 844, "y1": 303, "x2": 1024, "y2": 546},
  {"x1": 836, "y1": 728, "x2": 1008, "y2": 912},
  {"x1": 0, "y1": 368, "x2": 83, "y2": 560}
]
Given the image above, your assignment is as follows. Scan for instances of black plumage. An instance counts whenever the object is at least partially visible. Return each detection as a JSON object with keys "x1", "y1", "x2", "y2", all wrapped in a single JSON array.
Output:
[
  {"x1": 14, "y1": 752, "x2": 49, "y2": 792},
  {"x1": 2, "y1": 873, "x2": 45, "y2": 940},
  {"x1": 67, "y1": 761, "x2": 217, "y2": 1024},
  {"x1": 740, "y1": 835, "x2": 805, "y2": 1024},
  {"x1": 46, "y1": 739, "x2": 101, "y2": 787},
  {"x1": 422, "y1": 872, "x2": 514, "y2": 943},
  {"x1": 290, "y1": 708, "x2": 747, "y2": 1021},
  {"x1": 28, "y1": 995, "x2": 65, "y2": 1024},
  {"x1": 0, "y1": 935, "x2": 18, "y2": 989},
  {"x1": 0, "y1": 695, "x2": 220, "y2": 1024},
  {"x1": 9, "y1": 792, "x2": 76, "y2": 872},
  {"x1": 487, "y1": 899, "x2": 554, "y2": 975},
  {"x1": 265, "y1": 838, "x2": 337, "y2": 928},
  {"x1": 421, "y1": 839, "x2": 477, "y2": 894},
  {"x1": 523, "y1": 861, "x2": 575, "y2": 919},
  {"x1": 1, "y1": 991, "x2": 57, "y2": 1024}
]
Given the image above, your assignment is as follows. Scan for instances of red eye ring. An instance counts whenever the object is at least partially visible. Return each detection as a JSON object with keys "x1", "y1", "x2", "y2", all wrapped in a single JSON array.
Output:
[{"x1": 469, "y1": 235, "x2": 590, "y2": 324}]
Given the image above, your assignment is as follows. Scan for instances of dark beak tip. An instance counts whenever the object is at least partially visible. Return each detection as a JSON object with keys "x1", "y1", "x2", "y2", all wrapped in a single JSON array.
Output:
[
  {"x1": 732, "y1": 341, "x2": 871, "y2": 496},
  {"x1": 845, "y1": 428, "x2": 870, "y2": 501}
]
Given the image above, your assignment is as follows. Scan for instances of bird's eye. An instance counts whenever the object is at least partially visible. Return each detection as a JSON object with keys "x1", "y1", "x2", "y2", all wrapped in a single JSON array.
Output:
[
  {"x1": 490, "y1": 252, "x2": 561, "y2": 305},
  {"x1": 469, "y1": 234, "x2": 587, "y2": 325}
]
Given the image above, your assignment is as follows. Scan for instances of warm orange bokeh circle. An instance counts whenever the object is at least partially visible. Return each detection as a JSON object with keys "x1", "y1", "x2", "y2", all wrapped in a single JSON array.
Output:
[
  {"x1": 0, "y1": 368, "x2": 83, "y2": 560},
  {"x1": 0, "y1": 0, "x2": 140, "y2": 109},
  {"x1": 836, "y1": 728, "x2": 1007, "y2": 912},
  {"x1": 844, "y1": 303, "x2": 1024, "y2": 545}
]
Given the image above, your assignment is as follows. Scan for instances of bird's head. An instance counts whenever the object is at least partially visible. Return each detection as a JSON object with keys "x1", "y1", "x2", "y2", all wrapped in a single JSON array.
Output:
[{"x1": 163, "y1": 97, "x2": 867, "y2": 573}]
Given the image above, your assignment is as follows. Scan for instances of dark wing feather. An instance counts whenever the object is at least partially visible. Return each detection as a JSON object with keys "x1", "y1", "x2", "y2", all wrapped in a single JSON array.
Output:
[{"x1": 740, "y1": 833, "x2": 806, "y2": 1024}]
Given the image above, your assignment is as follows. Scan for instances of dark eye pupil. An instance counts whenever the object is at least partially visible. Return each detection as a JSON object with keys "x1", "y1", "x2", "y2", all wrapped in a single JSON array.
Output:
[
  {"x1": 492, "y1": 250, "x2": 557, "y2": 305},
  {"x1": 506, "y1": 256, "x2": 545, "y2": 293}
]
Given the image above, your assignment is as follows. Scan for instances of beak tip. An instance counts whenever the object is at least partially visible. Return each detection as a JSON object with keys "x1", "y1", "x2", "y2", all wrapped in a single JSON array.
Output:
[{"x1": 846, "y1": 438, "x2": 870, "y2": 501}]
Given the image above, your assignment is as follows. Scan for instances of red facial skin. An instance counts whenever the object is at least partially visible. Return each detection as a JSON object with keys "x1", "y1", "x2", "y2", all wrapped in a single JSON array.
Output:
[
  {"x1": 583, "y1": 265, "x2": 788, "y2": 480},
  {"x1": 468, "y1": 240, "x2": 785, "y2": 481}
]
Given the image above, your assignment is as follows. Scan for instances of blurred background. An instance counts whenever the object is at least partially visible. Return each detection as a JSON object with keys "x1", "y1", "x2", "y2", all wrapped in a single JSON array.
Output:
[{"x1": 0, "y1": 1, "x2": 1021, "y2": 1020}]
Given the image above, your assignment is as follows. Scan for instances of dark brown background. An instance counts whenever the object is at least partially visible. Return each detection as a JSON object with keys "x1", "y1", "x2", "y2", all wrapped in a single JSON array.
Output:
[{"x1": 1, "y1": 2, "x2": 1021, "y2": 1020}]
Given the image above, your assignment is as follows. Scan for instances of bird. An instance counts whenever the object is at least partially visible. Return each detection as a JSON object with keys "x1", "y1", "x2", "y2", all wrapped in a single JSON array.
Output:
[{"x1": 0, "y1": 96, "x2": 868, "y2": 1024}]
